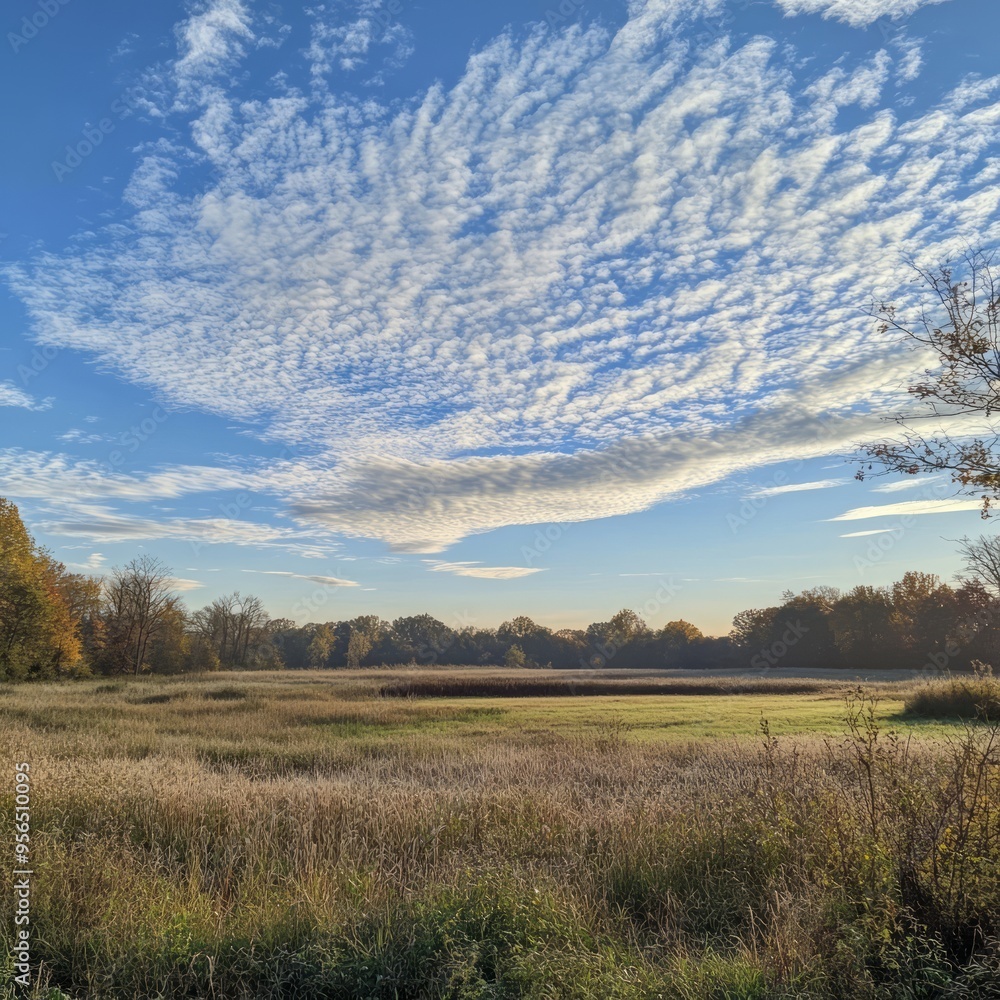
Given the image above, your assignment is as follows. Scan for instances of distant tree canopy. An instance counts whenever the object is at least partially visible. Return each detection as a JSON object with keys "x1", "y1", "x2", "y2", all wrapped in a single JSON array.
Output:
[
  {"x1": 3, "y1": 494, "x2": 1000, "y2": 679},
  {"x1": 191, "y1": 592, "x2": 278, "y2": 670}
]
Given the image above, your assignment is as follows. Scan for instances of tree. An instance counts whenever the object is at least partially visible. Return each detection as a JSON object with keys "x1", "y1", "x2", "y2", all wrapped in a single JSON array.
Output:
[
  {"x1": 655, "y1": 620, "x2": 705, "y2": 667},
  {"x1": 0, "y1": 498, "x2": 81, "y2": 678},
  {"x1": 101, "y1": 556, "x2": 181, "y2": 676},
  {"x1": 860, "y1": 250, "x2": 1000, "y2": 510},
  {"x1": 958, "y1": 534, "x2": 1000, "y2": 597},
  {"x1": 148, "y1": 602, "x2": 190, "y2": 674},
  {"x1": 391, "y1": 615, "x2": 455, "y2": 663},
  {"x1": 891, "y1": 571, "x2": 956, "y2": 659},
  {"x1": 52, "y1": 567, "x2": 103, "y2": 665},
  {"x1": 307, "y1": 623, "x2": 336, "y2": 669},
  {"x1": 730, "y1": 607, "x2": 780, "y2": 650},
  {"x1": 498, "y1": 616, "x2": 555, "y2": 666},
  {"x1": 586, "y1": 609, "x2": 648, "y2": 649},
  {"x1": 191, "y1": 592, "x2": 275, "y2": 669},
  {"x1": 346, "y1": 615, "x2": 383, "y2": 668},
  {"x1": 504, "y1": 644, "x2": 527, "y2": 668},
  {"x1": 659, "y1": 620, "x2": 703, "y2": 645},
  {"x1": 830, "y1": 586, "x2": 896, "y2": 664}
]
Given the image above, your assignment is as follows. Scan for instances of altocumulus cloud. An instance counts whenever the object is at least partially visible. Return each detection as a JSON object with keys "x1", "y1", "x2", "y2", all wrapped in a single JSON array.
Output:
[
  {"x1": 0, "y1": 382, "x2": 50, "y2": 411},
  {"x1": 770, "y1": 0, "x2": 953, "y2": 28},
  {"x1": 5, "y1": 0, "x2": 999, "y2": 553}
]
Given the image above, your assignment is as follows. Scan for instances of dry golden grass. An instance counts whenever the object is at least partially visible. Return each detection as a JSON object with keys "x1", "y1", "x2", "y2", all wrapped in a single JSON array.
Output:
[{"x1": 1, "y1": 670, "x2": 998, "y2": 999}]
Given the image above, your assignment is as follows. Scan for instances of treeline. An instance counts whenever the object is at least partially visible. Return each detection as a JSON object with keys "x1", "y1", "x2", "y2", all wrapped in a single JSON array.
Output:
[{"x1": 3, "y1": 497, "x2": 999, "y2": 678}]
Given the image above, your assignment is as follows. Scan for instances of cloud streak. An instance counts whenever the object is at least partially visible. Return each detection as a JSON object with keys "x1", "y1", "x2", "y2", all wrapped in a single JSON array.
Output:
[
  {"x1": 749, "y1": 478, "x2": 848, "y2": 497},
  {"x1": 830, "y1": 498, "x2": 985, "y2": 521},
  {"x1": 426, "y1": 561, "x2": 545, "y2": 580},
  {"x1": 243, "y1": 569, "x2": 360, "y2": 587}
]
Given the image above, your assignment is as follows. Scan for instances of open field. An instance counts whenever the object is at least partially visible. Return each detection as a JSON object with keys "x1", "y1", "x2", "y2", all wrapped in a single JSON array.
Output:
[{"x1": 2, "y1": 668, "x2": 999, "y2": 998}]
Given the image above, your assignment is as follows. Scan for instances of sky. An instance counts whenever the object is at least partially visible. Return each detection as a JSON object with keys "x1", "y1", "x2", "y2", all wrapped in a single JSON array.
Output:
[{"x1": 1, "y1": 0, "x2": 999, "y2": 635}]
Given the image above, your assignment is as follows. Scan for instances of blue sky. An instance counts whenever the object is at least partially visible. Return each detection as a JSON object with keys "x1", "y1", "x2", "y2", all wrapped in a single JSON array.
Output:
[{"x1": 1, "y1": 0, "x2": 999, "y2": 635}]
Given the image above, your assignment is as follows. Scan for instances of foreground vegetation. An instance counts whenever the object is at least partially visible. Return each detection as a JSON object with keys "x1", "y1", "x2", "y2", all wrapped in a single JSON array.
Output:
[{"x1": 2, "y1": 670, "x2": 999, "y2": 999}]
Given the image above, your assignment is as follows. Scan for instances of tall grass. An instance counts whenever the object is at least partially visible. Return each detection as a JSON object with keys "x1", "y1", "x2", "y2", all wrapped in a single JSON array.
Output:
[
  {"x1": 0, "y1": 672, "x2": 998, "y2": 998},
  {"x1": 905, "y1": 662, "x2": 1000, "y2": 721}
]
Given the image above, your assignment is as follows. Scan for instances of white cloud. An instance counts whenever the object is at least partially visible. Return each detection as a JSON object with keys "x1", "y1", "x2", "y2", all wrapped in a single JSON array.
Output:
[
  {"x1": 34, "y1": 503, "x2": 313, "y2": 548},
  {"x1": 67, "y1": 552, "x2": 107, "y2": 571},
  {"x1": 426, "y1": 561, "x2": 545, "y2": 580},
  {"x1": 174, "y1": 0, "x2": 253, "y2": 97},
  {"x1": 168, "y1": 577, "x2": 206, "y2": 592},
  {"x1": 871, "y1": 476, "x2": 942, "y2": 492},
  {"x1": 307, "y1": 2, "x2": 414, "y2": 78},
  {"x1": 243, "y1": 569, "x2": 359, "y2": 587},
  {"x1": 770, "y1": 0, "x2": 953, "y2": 28},
  {"x1": 840, "y1": 528, "x2": 894, "y2": 537},
  {"x1": 0, "y1": 450, "x2": 262, "y2": 501},
  {"x1": 750, "y1": 478, "x2": 848, "y2": 497},
  {"x1": 830, "y1": 498, "x2": 985, "y2": 520},
  {"x1": 4, "y1": 0, "x2": 999, "y2": 552},
  {"x1": 894, "y1": 37, "x2": 924, "y2": 85},
  {"x1": 59, "y1": 428, "x2": 106, "y2": 445},
  {"x1": 0, "y1": 382, "x2": 50, "y2": 411},
  {"x1": 289, "y1": 406, "x2": 892, "y2": 550}
]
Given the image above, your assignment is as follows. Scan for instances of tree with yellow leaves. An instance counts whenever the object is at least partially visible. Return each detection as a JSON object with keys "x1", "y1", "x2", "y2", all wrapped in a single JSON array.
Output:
[{"x1": 0, "y1": 497, "x2": 82, "y2": 678}]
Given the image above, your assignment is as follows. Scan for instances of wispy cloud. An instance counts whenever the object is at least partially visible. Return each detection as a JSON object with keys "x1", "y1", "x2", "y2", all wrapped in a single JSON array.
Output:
[
  {"x1": 830, "y1": 498, "x2": 984, "y2": 521},
  {"x1": 167, "y1": 577, "x2": 206, "y2": 592},
  {"x1": 426, "y1": 561, "x2": 545, "y2": 580},
  {"x1": 67, "y1": 552, "x2": 107, "y2": 571},
  {"x1": 749, "y1": 478, "x2": 848, "y2": 498},
  {"x1": 870, "y1": 476, "x2": 943, "y2": 493},
  {"x1": 243, "y1": 569, "x2": 360, "y2": 587},
  {"x1": 34, "y1": 503, "x2": 314, "y2": 548}
]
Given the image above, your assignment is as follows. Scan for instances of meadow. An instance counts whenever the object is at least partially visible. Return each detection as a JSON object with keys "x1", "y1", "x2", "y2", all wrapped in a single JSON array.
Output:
[{"x1": 1, "y1": 668, "x2": 999, "y2": 999}]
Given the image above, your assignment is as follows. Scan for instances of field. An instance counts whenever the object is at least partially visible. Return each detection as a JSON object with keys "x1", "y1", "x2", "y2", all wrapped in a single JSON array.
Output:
[{"x1": 1, "y1": 668, "x2": 999, "y2": 999}]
